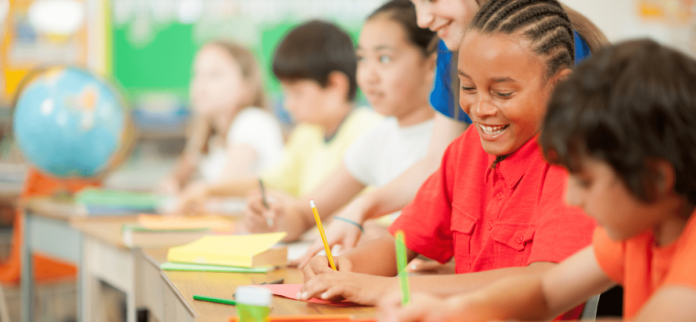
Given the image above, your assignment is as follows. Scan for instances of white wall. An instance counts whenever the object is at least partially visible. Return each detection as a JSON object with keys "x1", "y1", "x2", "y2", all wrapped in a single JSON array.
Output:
[{"x1": 561, "y1": 0, "x2": 694, "y2": 56}]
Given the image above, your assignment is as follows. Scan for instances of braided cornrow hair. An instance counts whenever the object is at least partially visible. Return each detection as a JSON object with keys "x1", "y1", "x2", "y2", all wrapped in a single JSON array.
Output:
[{"x1": 470, "y1": 0, "x2": 575, "y2": 78}]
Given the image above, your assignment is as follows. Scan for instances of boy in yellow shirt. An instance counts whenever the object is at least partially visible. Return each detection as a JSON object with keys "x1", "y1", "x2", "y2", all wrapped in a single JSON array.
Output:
[{"x1": 176, "y1": 20, "x2": 381, "y2": 215}]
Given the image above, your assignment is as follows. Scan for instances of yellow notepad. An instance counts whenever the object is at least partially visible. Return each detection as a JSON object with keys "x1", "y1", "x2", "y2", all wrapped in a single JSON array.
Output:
[{"x1": 167, "y1": 232, "x2": 288, "y2": 268}]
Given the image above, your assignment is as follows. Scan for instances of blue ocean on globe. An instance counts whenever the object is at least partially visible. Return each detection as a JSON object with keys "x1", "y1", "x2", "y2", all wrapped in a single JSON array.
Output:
[{"x1": 14, "y1": 67, "x2": 126, "y2": 178}]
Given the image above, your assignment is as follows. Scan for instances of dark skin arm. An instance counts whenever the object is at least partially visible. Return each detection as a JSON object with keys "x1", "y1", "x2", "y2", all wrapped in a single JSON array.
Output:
[{"x1": 301, "y1": 234, "x2": 555, "y2": 305}]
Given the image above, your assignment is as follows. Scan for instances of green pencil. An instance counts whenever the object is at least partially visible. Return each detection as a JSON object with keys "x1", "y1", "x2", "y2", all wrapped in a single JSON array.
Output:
[
  {"x1": 193, "y1": 294, "x2": 236, "y2": 306},
  {"x1": 395, "y1": 230, "x2": 410, "y2": 305}
]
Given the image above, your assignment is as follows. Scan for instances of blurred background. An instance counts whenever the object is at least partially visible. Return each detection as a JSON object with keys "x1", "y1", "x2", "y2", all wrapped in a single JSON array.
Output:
[
  {"x1": 0, "y1": 0, "x2": 694, "y2": 321},
  {"x1": 1, "y1": 0, "x2": 695, "y2": 169}
]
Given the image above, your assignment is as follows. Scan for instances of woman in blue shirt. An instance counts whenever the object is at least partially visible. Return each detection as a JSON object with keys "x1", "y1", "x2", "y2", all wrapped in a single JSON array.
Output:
[{"x1": 297, "y1": 0, "x2": 607, "y2": 266}]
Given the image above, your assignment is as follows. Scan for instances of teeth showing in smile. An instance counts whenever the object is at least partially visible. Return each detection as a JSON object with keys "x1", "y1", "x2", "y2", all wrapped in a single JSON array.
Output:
[{"x1": 480, "y1": 124, "x2": 508, "y2": 136}]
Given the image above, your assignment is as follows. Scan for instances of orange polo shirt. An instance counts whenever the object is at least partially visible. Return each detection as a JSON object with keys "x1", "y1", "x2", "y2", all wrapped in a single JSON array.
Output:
[{"x1": 593, "y1": 212, "x2": 696, "y2": 319}]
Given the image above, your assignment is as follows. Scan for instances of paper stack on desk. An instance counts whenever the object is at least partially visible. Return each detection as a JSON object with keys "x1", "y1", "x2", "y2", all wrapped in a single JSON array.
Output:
[
  {"x1": 167, "y1": 232, "x2": 288, "y2": 268},
  {"x1": 137, "y1": 214, "x2": 235, "y2": 233},
  {"x1": 76, "y1": 188, "x2": 165, "y2": 215},
  {"x1": 122, "y1": 225, "x2": 209, "y2": 248},
  {"x1": 121, "y1": 214, "x2": 237, "y2": 247}
]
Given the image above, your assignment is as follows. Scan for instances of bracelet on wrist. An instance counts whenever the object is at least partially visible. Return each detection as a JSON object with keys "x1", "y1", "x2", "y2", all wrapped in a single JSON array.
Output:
[{"x1": 333, "y1": 217, "x2": 365, "y2": 233}]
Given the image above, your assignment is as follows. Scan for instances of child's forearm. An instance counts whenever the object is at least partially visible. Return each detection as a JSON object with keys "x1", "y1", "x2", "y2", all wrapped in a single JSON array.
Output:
[
  {"x1": 408, "y1": 261, "x2": 555, "y2": 299},
  {"x1": 170, "y1": 156, "x2": 196, "y2": 185},
  {"x1": 456, "y1": 274, "x2": 556, "y2": 322},
  {"x1": 342, "y1": 234, "x2": 417, "y2": 276},
  {"x1": 206, "y1": 176, "x2": 258, "y2": 197}
]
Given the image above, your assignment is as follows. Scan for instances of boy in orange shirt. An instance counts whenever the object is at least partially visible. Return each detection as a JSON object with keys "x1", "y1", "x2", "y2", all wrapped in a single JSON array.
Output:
[{"x1": 379, "y1": 39, "x2": 696, "y2": 322}]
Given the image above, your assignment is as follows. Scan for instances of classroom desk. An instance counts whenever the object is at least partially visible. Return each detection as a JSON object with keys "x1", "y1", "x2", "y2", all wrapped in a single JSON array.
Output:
[
  {"x1": 21, "y1": 198, "x2": 142, "y2": 322},
  {"x1": 24, "y1": 197, "x2": 375, "y2": 322},
  {"x1": 140, "y1": 248, "x2": 377, "y2": 322},
  {"x1": 71, "y1": 216, "x2": 146, "y2": 322}
]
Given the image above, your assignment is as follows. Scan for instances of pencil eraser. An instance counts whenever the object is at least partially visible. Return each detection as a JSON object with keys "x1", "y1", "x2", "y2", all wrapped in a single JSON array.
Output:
[{"x1": 310, "y1": 200, "x2": 316, "y2": 208}]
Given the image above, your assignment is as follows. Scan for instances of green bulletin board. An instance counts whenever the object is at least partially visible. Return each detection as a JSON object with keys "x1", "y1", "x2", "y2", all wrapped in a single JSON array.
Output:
[
  {"x1": 109, "y1": 0, "x2": 376, "y2": 107},
  {"x1": 112, "y1": 23, "x2": 197, "y2": 99}
]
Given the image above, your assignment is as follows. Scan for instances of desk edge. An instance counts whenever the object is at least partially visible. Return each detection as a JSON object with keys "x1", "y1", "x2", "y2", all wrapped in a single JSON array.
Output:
[{"x1": 159, "y1": 270, "x2": 197, "y2": 318}]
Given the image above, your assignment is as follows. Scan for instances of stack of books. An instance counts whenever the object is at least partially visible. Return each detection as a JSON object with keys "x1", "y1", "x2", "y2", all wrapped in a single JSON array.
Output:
[{"x1": 162, "y1": 232, "x2": 288, "y2": 273}]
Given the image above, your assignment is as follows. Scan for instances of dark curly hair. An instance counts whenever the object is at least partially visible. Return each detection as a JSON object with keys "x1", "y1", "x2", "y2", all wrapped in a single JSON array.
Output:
[{"x1": 540, "y1": 39, "x2": 696, "y2": 205}]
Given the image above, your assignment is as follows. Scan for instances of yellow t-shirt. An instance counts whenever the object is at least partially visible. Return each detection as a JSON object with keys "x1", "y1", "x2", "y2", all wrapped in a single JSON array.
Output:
[{"x1": 261, "y1": 108, "x2": 382, "y2": 196}]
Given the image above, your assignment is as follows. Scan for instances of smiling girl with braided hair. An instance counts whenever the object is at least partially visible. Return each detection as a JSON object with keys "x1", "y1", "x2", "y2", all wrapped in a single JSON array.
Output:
[{"x1": 298, "y1": 1, "x2": 597, "y2": 319}]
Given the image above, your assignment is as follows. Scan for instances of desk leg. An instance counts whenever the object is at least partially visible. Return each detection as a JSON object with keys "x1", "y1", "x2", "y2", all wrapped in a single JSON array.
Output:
[
  {"x1": 83, "y1": 237, "x2": 137, "y2": 322},
  {"x1": 21, "y1": 214, "x2": 33, "y2": 322},
  {"x1": 80, "y1": 237, "x2": 99, "y2": 322},
  {"x1": 79, "y1": 235, "x2": 92, "y2": 322},
  {"x1": 20, "y1": 213, "x2": 82, "y2": 322}
]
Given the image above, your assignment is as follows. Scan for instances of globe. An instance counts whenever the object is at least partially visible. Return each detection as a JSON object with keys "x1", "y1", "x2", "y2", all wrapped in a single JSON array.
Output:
[{"x1": 13, "y1": 66, "x2": 128, "y2": 178}]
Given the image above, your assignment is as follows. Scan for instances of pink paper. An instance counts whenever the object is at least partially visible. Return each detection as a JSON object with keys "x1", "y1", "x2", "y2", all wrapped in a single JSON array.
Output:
[{"x1": 258, "y1": 284, "x2": 358, "y2": 307}]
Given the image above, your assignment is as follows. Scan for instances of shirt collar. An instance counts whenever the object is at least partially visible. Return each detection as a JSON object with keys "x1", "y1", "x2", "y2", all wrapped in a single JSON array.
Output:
[{"x1": 485, "y1": 135, "x2": 542, "y2": 189}]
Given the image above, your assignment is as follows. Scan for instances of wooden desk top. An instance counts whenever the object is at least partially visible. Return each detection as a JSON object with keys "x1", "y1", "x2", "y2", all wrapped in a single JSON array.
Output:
[
  {"x1": 71, "y1": 216, "x2": 140, "y2": 249},
  {"x1": 22, "y1": 197, "x2": 96, "y2": 222},
  {"x1": 23, "y1": 197, "x2": 145, "y2": 247},
  {"x1": 141, "y1": 249, "x2": 377, "y2": 322}
]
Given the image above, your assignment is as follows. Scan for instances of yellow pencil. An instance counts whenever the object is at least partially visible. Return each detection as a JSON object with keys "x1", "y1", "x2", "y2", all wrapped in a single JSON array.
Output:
[{"x1": 310, "y1": 200, "x2": 337, "y2": 271}]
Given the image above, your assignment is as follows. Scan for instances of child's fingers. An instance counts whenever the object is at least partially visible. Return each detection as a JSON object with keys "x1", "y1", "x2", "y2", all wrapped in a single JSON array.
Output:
[
  {"x1": 405, "y1": 259, "x2": 425, "y2": 273},
  {"x1": 302, "y1": 261, "x2": 316, "y2": 281},
  {"x1": 297, "y1": 242, "x2": 325, "y2": 269},
  {"x1": 246, "y1": 189, "x2": 261, "y2": 199},
  {"x1": 302, "y1": 256, "x2": 332, "y2": 281},
  {"x1": 406, "y1": 259, "x2": 450, "y2": 273},
  {"x1": 243, "y1": 199, "x2": 271, "y2": 223},
  {"x1": 318, "y1": 285, "x2": 349, "y2": 302},
  {"x1": 263, "y1": 209, "x2": 277, "y2": 228},
  {"x1": 299, "y1": 275, "x2": 332, "y2": 300},
  {"x1": 245, "y1": 195, "x2": 267, "y2": 213},
  {"x1": 336, "y1": 257, "x2": 353, "y2": 273}
]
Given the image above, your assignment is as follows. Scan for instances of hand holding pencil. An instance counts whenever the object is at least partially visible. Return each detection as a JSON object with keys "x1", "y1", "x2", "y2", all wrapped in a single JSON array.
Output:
[{"x1": 242, "y1": 189, "x2": 287, "y2": 233}]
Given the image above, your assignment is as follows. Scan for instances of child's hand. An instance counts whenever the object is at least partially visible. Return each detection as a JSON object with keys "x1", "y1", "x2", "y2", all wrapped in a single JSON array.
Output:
[
  {"x1": 296, "y1": 216, "x2": 363, "y2": 268},
  {"x1": 174, "y1": 182, "x2": 209, "y2": 214},
  {"x1": 299, "y1": 271, "x2": 397, "y2": 306},
  {"x1": 243, "y1": 192, "x2": 283, "y2": 233},
  {"x1": 378, "y1": 292, "x2": 467, "y2": 322},
  {"x1": 157, "y1": 177, "x2": 181, "y2": 195},
  {"x1": 302, "y1": 255, "x2": 354, "y2": 280}
]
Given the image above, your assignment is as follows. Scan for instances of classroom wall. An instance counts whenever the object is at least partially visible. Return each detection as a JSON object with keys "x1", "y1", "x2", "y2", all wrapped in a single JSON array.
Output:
[
  {"x1": 561, "y1": 0, "x2": 696, "y2": 56},
  {"x1": 111, "y1": 0, "x2": 384, "y2": 111},
  {"x1": 3, "y1": 0, "x2": 695, "y2": 127}
]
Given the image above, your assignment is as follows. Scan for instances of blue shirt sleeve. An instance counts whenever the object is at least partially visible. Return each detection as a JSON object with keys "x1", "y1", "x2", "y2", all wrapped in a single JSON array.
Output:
[
  {"x1": 574, "y1": 30, "x2": 591, "y2": 64},
  {"x1": 429, "y1": 40, "x2": 472, "y2": 124}
]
